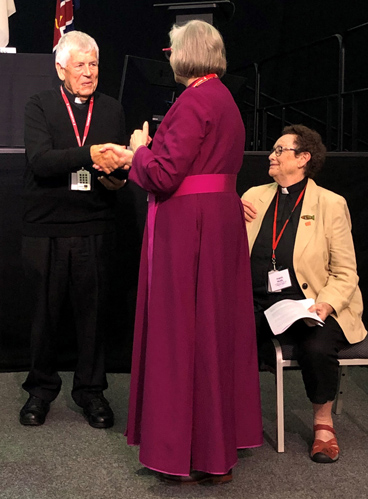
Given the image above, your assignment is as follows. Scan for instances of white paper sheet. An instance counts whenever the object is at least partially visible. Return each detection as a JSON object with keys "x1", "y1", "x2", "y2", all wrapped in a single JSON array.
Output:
[{"x1": 264, "y1": 298, "x2": 324, "y2": 335}]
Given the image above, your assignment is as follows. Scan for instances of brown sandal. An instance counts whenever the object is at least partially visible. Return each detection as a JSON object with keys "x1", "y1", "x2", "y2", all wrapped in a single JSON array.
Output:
[{"x1": 310, "y1": 424, "x2": 340, "y2": 463}]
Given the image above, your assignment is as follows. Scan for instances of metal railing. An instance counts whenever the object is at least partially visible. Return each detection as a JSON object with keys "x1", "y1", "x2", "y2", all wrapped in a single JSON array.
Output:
[{"x1": 238, "y1": 22, "x2": 368, "y2": 152}]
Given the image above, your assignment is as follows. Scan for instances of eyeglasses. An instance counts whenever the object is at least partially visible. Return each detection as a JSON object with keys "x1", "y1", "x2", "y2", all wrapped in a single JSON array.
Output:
[
  {"x1": 270, "y1": 146, "x2": 298, "y2": 157},
  {"x1": 162, "y1": 47, "x2": 172, "y2": 60}
]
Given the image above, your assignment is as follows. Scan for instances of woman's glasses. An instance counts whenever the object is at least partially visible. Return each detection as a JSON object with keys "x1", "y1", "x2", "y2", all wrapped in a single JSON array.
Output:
[
  {"x1": 270, "y1": 146, "x2": 298, "y2": 157},
  {"x1": 162, "y1": 48, "x2": 172, "y2": 60}
]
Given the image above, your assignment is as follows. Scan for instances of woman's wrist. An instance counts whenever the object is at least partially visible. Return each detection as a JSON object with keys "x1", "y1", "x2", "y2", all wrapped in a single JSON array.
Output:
[{"x1": 132, "y1": 144, "x2": 146, "y2": 159}]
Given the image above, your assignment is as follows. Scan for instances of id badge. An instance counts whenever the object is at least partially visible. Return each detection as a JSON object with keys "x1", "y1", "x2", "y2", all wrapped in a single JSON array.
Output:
[
  {"x1": 71, "y1": 169, "x2": 91, "y2": 191},
  {"x1": 268, "y1": 268, "x2": 292, "y2": 293}
]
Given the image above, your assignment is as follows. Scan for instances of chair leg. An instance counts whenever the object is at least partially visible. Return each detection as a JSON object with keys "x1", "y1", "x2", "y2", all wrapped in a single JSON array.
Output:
[
  {"x1": 275, "y1": 358, "x2": 285, "y2": 452},
  {"x1": 333, "y1": 365, "x2": 347, "y2": 415}
]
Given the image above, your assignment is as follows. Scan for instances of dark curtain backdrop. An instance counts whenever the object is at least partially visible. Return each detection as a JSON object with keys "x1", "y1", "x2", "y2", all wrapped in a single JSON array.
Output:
[
  {"x1": 8, "y1": 0, "x2": 368, "y2": 101},
  {"x1": 2, "y1": 1, "x2": 368, "y2": 373}
]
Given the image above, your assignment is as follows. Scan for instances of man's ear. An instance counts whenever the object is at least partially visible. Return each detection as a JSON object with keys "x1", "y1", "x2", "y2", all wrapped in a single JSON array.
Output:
[{"x1": 55, "y1": 63, "x2": 65, "y2": 81}]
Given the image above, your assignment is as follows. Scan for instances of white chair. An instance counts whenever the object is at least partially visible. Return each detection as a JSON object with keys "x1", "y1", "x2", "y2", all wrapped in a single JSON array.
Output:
[{"x1": 262, "y1": 335, "x2": 368, "y2": 452}]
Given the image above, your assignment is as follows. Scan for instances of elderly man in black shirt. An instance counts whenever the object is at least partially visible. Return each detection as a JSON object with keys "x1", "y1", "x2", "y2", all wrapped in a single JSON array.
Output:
[{"x1": 20, "y1": 31, "x2": 126, "y2": 429}]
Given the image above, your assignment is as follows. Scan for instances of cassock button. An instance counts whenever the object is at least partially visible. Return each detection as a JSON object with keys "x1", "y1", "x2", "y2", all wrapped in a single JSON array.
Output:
[{"x1": 302, "y1": 283, "x2": 308, "y2": 289}]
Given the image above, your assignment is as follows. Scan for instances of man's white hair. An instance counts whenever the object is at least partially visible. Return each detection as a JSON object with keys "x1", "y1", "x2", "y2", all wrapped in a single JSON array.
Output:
[{"x1": 55, "y1": 31, "x2": 99, "y2": 67}]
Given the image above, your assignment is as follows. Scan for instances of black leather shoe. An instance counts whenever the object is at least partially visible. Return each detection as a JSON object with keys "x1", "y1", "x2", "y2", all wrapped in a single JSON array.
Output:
[
  {"x1": 20, "y1": 395, "x2": 50, "y2": 426},
  {"x1": 83, "y1": 396, "x2": 114, "y2": 429},
  {"x1": 160, "y1": 469, "x2": 233, "y2": 485}
]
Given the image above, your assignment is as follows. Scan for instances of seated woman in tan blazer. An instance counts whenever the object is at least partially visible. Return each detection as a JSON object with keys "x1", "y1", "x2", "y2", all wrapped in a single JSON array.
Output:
[{"x1": 242, "y1": 124, "x2": 367, "y2": 463}]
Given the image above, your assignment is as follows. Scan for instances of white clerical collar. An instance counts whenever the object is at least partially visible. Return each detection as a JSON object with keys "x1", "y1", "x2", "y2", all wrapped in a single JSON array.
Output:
[
  {"x1": 74, "y1": 97, "x2": 85, "y2": 104},
  {"x1": 281, "y1": 187, "x2": 289, "y2": 194}
]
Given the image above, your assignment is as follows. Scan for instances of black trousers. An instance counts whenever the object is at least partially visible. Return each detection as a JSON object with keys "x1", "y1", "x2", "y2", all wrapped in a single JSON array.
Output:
[
  {"x1": 255, "y1": 311, "x2": 348, "y2": 404},
  {"x1": 21, "y1": 234, "x2": 115, "y2": 407}
]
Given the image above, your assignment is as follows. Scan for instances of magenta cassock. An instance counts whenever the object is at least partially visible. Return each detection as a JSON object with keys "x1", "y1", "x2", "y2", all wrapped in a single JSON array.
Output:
[{"x1": 126, "y1": 77, "x2": 263, "y2": 475}]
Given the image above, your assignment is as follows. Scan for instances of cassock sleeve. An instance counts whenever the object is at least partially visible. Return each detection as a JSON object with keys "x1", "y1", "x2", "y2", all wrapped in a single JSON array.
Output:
[{"x1": 129, "y1": 92, "x2": 208, "y2": 195}]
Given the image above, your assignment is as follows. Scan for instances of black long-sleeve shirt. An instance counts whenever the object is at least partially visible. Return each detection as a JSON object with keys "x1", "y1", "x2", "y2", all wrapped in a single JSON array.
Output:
[{"x1": 22, "y1": 87, "x2": 126, "y2": 237}]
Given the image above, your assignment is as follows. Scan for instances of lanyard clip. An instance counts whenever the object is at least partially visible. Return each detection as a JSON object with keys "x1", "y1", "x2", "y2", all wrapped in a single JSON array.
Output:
[{"x1": 272, "y1": 256, "x2": 276, "y2": 271}]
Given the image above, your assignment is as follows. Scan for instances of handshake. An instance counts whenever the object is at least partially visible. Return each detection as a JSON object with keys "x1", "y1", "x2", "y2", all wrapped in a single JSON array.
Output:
[
  {"x1": 90, "y1": 121, "x2": 152, "y2": 190},
  {"x1": 90, "y1": 143, "x2": 133, "y2": 175},
  {"x1": 91, "y1": 121, "x2": 152, "y2": 175},
  {"x1": 90, "y1": 143, "x2": 134, "y2": 190}
]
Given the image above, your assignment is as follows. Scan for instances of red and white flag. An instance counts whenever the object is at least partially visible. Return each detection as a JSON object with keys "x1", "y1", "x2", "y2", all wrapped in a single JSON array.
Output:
[
  {"x1": 0, "y1": 0, "x2": 16, "y2": 47},
  {"x1": 53, "y1": 0, "x2": 76, "y2": 51}
]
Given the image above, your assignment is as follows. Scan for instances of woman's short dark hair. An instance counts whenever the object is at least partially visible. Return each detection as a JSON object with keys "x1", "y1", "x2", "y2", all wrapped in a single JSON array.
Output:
[
  {"x1": 169, "y1": 20, "x2": 226, "y2": 79},
  {"x1": 282, "y1": 124, "x2": 326, "y2": 178}
]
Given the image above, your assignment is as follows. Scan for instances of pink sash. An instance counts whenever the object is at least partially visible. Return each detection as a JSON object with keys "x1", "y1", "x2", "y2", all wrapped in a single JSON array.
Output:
[
  {"x1": 171, "y1": 173, "x2": 237, "y2": 197},
  {"x1": 147, "y1": 174, "x2": 237, "y2": 299}
]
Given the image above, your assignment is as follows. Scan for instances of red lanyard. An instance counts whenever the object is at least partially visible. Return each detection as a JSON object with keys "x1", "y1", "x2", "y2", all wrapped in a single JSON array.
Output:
[
  {"x1": 191, "y1": 73, "x2": 218, "y2": 87},
  {"x1": 272, "y1": 185, "x2": 306, "y2": 267},
  {"x1": 60, "y1": 86, "x2": 94, "y2": 147}
]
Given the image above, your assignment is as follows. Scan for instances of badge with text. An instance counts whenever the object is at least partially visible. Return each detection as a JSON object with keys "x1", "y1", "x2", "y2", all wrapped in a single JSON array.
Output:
[
  {"x1": 71, "y1": 169, "x2": 91, "y2": 191},
  {"x1": 268, "y1": 268, "x2": 292, "y2": 293}
]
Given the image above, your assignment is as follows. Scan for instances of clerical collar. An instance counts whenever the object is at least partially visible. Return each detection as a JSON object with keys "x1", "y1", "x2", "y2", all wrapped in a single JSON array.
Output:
[
  {"x1": 279, "y1": 177, "x2": 307, "y2": 195},
  {"x1": 62, "y1": 85, "x2": 89, "y2": 105}
]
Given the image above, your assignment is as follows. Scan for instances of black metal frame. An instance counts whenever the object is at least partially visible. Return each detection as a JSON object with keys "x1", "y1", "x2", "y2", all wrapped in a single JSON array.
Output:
[{"x1": 240, "y1": 22, "x2": 368, "y2": 152}]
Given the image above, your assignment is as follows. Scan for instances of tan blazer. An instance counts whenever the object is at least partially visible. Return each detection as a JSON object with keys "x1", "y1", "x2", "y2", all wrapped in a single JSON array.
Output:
[{"x1": 242, "y1": 178, "x2": 367, "y2": 344}]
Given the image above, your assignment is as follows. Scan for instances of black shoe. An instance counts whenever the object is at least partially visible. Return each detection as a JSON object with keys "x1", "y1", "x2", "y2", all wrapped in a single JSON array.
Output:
[
  {"x1": 160, "y1": 469, "x2": 233, "y2": 485},
  {"x1": 83, "y1": 396, "x2": 114, "y2": 429},
  {"x1": 20, "y1": 395, "x2": 50, "y2": 426}
]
